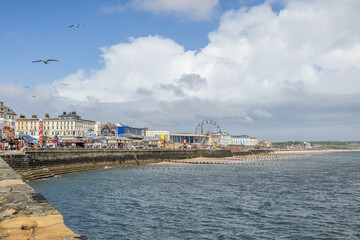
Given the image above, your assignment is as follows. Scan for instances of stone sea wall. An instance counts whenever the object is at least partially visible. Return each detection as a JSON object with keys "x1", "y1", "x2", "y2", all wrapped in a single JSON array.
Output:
[
  {"x1": 0, "y1": 157, "x2": 85, "y2": 240},
  {"x1": 1, "y1": 149, "x2": 232, "y2": 181}
]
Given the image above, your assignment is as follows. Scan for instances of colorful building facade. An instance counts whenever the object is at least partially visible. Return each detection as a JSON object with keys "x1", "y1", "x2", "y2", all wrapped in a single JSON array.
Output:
[{"x1": 15, "y1": 112, "x2": 97, "y2": 139}]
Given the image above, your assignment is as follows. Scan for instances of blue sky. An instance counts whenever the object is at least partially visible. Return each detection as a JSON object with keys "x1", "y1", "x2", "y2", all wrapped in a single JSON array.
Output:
[
  {"x1": 0, "y1": 0, "x2": 275, "y2": 85},
  {"x1": 1, "y1": 0, "x2": 359, "y2": 141}
]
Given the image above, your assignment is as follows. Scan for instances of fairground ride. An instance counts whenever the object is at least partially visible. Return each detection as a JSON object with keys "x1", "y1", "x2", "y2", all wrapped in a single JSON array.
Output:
[{"x1": 195, "y1": 120, "x2": 222, "y2": 149}]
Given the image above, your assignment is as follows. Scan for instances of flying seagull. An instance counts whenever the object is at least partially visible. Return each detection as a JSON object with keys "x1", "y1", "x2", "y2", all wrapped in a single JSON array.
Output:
[
  {"x1": 61, "y1": 83, "x2": 70, "y2": 86},
  {"x1": 32, "y1": 59, "x2": 58, "y2": 64},
  {"x1": 69, "y1": 24, "x2": 84, "y2": 28},
  {"x1": 24, "y1": 86, "x2": 30, "y2": 88}
]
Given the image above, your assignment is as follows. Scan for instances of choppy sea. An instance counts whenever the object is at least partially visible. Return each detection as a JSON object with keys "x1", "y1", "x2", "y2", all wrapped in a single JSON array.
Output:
[{"x1": 30, "y1": 152, "x2": 360, "y2": 240}]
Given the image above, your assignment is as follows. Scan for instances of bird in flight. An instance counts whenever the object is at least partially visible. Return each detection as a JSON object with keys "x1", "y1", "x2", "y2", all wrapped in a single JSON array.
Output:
[
  {"x1": 32, "y1": 59, "x2": 58, "y2": 64},
  {"x1": 24, "y1": 86, "x2": 30, "y2": 88},
  {"x1": 61, "y1": 83, "x2": 70, "y2": 86},
  {"x1": 32, "y1": 96, "x2": 36, "y2": 98},
  {"x1": 69, "y1": 24, "x2": 84, "y2": 28}
]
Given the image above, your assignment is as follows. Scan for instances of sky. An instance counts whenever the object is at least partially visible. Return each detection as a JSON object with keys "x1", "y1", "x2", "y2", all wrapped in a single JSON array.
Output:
[{"x1": 0, "y1": 0, "x2": 359, "y2": 142}]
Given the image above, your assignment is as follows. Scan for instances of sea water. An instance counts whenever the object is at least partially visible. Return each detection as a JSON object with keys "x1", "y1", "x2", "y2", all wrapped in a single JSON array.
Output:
[{"x1": 30, "y1": 152, "x2": 360, "y2": 239}]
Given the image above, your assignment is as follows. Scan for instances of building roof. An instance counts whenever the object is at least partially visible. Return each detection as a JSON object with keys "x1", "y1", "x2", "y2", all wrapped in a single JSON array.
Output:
[
  {"x1": 58, "y1": 111, "x2": 81, "y2": 119},
  {"x1": 232, "y1": 135, "x2": 251, "y2": 138},
  {"x1": 171, "y1": 132, "x2": 205, "y2": 137},
  {"x1": 118, "y1": 133, "x2": 143, "y2": 139},
  {"x1": 101, "y1": 122, "x2": 117, "y2": 130},
  {"x1": 143, "y1": 136, "x2": 162, "y2": 142},
  {"x1": 0, "y1": 102, "x2": 17, "y2": 116},
  {"x1": 92, "y1": 136, "x2": 132, "y2": 141}
]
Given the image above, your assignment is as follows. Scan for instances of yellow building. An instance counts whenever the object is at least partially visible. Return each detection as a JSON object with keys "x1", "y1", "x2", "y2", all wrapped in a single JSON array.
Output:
[{"x1": 15, "y1": 116, "x2": 29, "y2": 136}]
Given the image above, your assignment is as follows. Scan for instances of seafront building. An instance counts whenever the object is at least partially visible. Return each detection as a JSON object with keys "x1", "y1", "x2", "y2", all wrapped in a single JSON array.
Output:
[
  {"x1": 231, "y1": 135, "x2": 259, "y2": 146},
  {"x1": 0, "y1": 101, "x2": 17, "y2": 128},
  {"x1": 145, "y1": 130, "x2": 260, "y2": 147},
  {"x1": 220, "y1": 133, "x2": 232, "y2": 146},
  {"x1": 15, "y1": 111, "x2": 99, "y2": 139},
  {"x1": 3, "y1": 99, "x2": 262, "y2": 148},
  {"x1": 258, "y1": 141, "x2": 272, "y2": 148},
  {"x1": 116, "y1": 123, "x2": 144, "y2": 136},
  {"x1": 100, "y1": 122, "x2": 145, "y2": 137},
  {"x1": 100, "y1": 122, "x2": 118, "y2": 136},
  {"x1": 145, "y1": 130, "x2": 204, "y2": 144}
]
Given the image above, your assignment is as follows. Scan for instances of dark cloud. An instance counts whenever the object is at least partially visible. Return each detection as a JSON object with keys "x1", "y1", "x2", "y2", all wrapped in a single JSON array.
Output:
[
  {"x1": 159, "y1": 84, "x2": 186, "y2": 97},
  {"x1": 176, "y1": 73, "x2": 208, "y2": 90},
  {"x1": 158, "y1": 73, "x2": 207, "y2": 98},
  {"x1": 136, "y1": 87, "x2": 154, "y2": 97},
  {"x1": 282, "y1": 80, "x2": 307, "y2": 96}
]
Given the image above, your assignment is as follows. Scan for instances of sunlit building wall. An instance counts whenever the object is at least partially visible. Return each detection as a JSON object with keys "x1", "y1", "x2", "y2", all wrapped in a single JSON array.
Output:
[
  {"x1": 232, "y1": 135, "x2": 259, "y2": 146},
  {"x1": 15, "y1": 112, "x2": 96, "y2": 138},
  {"x1": 0, "y1": 101, "x2": 17, "y2": 128}
]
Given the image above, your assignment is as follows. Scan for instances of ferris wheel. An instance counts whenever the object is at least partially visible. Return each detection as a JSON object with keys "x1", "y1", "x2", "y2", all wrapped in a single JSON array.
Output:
[{"x1": 195, "y1": 120, "x2": 222, "y2": 148}]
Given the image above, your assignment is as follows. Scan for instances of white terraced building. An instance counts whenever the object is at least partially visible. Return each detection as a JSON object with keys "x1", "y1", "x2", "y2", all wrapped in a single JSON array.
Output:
[
  {"x1": 15, "y1": 111, "x2": 99, "y2": 139},
  {"x1": 231, "y1": 135, "x2": 259, "y2": 146}
]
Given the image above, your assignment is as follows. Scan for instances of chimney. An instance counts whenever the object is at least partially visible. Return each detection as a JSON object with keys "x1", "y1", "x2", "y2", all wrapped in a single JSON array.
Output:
[
  {"x1": 63, "y1": 112, "x2": 66, "y2": 115},
  {"x1": 45, "y1": 113, "x2": 50, "y2": 118},
  {"x1": 0, "y1": 101, "x2": 3, "y2": 106},
  {"x1": 20, "y1": 115, "x2": 25, "y2": 118},
  {"x1": 32, "y1": 115, "x2": 38, "y2": 118}
]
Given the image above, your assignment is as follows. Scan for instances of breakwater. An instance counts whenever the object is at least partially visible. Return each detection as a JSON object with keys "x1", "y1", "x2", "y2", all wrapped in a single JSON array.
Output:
[{"x1": 1, "y1": 148, "x2": 232, "y2": 181}]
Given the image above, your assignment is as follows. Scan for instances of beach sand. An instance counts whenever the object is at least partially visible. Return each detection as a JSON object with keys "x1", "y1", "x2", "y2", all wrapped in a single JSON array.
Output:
[{"x1": 148, "y1": 149, "x2": 360, "y2": 166}]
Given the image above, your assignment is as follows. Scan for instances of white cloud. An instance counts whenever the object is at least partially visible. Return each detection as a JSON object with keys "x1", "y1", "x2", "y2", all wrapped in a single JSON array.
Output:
[
  {"x1": 60, "y1": 0, "x2": 360, "y2": 100},
  {"x1": 131, "y1": 0, "x2": 219, "y2": 21},
  {"x1": 49, "y1": 0, "x2": 360, "y2": 139},
  {"x1": 56, "y1": 35, "x2": 198, "y2": 102}
]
